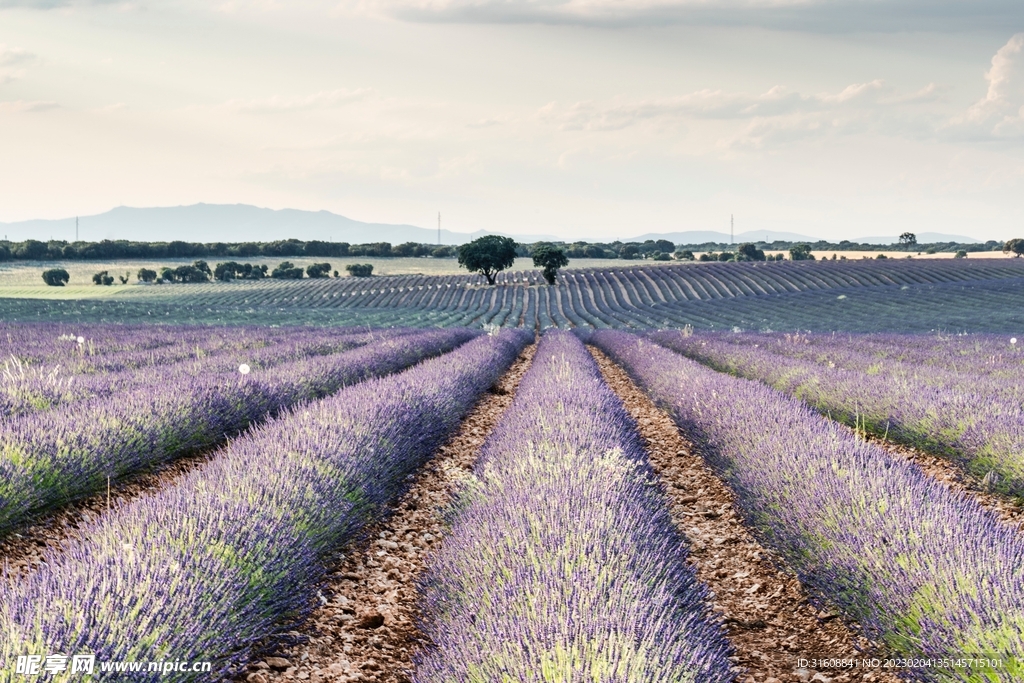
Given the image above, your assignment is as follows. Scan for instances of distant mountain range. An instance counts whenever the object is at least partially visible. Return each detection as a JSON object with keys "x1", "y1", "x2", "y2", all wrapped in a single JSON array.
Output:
[
  {"x1": 0, "y1": 204, "x2": 982, "y2": 246},
  {"x1": 0, "y1": 204, "x2": 562, "y2": 246},
  {"x1": 631, "y1": 230, "x2": 981, "y2": 245}
]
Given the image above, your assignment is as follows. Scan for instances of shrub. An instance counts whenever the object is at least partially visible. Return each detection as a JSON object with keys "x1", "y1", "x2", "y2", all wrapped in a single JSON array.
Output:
[
  {"x1": 736, "y1": 243, "x2": 766, "y2": 262},
  {"x1": 675, "y1": 250, "x2": 695, "y2": 261},
  {"x1": 91, "y1": 270, "x2": 114, "y2": 286},
  {"x1": 789, "y1": 244, "x2": 814, "y2": 261},
  {"x1": 137, "y1": 268, "x2": 158, "y2": 283},
  {"x1": 619, "y1": 244, "x2": 640, "y2": 259},
  {"x1": 955, "y1": 250, "x2": 967, "y2": 259},
  {"x1": 41, "y1": 268, "x2": 70, "y2": 287},
  {"x1": 271, "y1": 261, "x2": 304, "y2": 279},
  {"x1": 306, "y1": 262, "x2": 332, "y2": 278},
  {"x1": 158, "y1": 262, "x2": 212, "y2": 283},
  {"x1": 345, "y1": 263, "x2": 374, "y2": 277}
]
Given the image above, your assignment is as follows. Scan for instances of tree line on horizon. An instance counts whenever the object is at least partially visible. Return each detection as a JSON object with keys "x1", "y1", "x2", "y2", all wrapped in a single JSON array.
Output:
[
  {"x1": 2, "y1": 233, "x2": 1013, "y2": 264},
  {"x1": 38, "y1": 234, "x2": 1024, "y2": 288}
]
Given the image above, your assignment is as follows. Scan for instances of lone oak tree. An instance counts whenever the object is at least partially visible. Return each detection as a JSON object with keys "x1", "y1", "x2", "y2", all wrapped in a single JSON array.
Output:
[
  {"x1": 458, "y1": 235, "x2": 518, "y2": 285},
  {"x1": 531, "y1": 242, "x2": 569, "y2": 285}
]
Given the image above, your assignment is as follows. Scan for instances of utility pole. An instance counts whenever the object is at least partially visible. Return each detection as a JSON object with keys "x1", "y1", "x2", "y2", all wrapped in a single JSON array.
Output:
[{"x1": 437, "y1": 212, "x2": 441, "y2": 245}]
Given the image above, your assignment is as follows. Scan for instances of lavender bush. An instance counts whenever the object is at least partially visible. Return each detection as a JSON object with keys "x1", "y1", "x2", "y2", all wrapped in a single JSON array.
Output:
[
  {"x1": 0, "y1": 326, "x2": 416, "y2": 419},
  {"x1": 0, "y1": 330, "x2": 530, "y2": 682},
  {"x1": 0, "y1": 328, "x2": 477, "y2": 540},
  {"x1": 414, "y1": 330, "x2": 731, "y2": 683},
  {"x1": 593, "y1": 330, "x2": 1024, "y2": 682},
  {"x1": 649, "y1": 331, "x2": 1024, "y2": 497}
]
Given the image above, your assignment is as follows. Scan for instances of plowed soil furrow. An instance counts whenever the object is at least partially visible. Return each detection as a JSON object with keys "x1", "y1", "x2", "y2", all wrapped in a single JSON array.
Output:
[
  {"x1": 237, "y1": 345, "x2": 535, "y2": 683},
  {"x1": 589, "y1": 347, "x2": 900, "y2": 683}
]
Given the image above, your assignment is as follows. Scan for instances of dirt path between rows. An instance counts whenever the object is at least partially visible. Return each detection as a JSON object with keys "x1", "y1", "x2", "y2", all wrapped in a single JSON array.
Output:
[
  {"x1": 590, "y1": 347, "x2": 900, "y2": 683},
  {"x1": 237, "y1": 345, "x2": 535, "y2": 683}
]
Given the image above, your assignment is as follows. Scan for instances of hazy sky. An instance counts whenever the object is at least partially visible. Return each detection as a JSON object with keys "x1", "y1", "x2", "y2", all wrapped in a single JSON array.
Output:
[{"x1": 1, "y1": 1, "x2": 1023, "y2": 241}]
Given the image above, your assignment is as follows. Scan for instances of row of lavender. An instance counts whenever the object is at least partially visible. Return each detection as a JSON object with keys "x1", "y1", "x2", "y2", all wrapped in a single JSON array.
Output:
[
  {"x1": 696, "y1": 331, "x2": 1022, "y2": 389},
  {"x1": 0, "y1": 326, "x2": 417, "y2": 419},
  {"x1": 415, "y1": 331, "x2": 732, "y2": 682},
  {"x1": 0, "y1": 331, "x2": 530, "y2": 681},
  {"x1": 0, "y1": 322, "x2": 296, "y2": 367},
  {"x1": 0, "y1": 328, "x2": 476, "y2": 540},
  {"x1": 593, "y1": 331, "x2": 1024, "y2": 681},
  {"x1": 761, "y1": 332, "x2": 1022, "y2": 378},
  {"x1": 650, "y1": 331, "x2": 1024, "y2": 497}
]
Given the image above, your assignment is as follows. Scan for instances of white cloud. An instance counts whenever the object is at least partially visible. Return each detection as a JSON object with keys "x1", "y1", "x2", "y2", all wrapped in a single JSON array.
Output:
[
  {"x1": 959, "y1": 33, "x2": 1024, "y2": 137},
  {"x1": 0, "y1": 45, "x2": 35, "y2": 67},
  {"x1": 0, "y1": 45, "x2": 37, "y2": 85},
  {"x1": 219, "y1": 88, "x2": 374, "y2": 113},
  {"x1": 536, "y1": 80, "x2": 929, "y2": 146},
  {"x1": 0, "y1": 99, "x2": 59, "y2": 112}
]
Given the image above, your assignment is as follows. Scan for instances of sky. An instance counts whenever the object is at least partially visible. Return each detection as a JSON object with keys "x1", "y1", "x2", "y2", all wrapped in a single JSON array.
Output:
[{"x1": 0, "y1": 0, "x2": 1023, "y2": 242}]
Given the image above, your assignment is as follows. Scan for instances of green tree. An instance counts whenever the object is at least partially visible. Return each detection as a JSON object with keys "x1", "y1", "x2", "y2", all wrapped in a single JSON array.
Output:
[
  {"x1": 955, "y1": 250, "x2": 968, "y2": 259},
  {"x1": 789, "y1": 244, "x2": 814, "y2": 261},
  {"x1": 619, "y1": 244, "x2": 640, "y2": 260},
  {"x1": 91, "y1": 270, "x2": 114, "y2": 285},
  {"x1": 899, "y1": 232, "x2": 917, "y2": 247},
  {"x1": 306, "y1": 262, "x2": 332, "y2": 278},
  {"x1": 654, "y1": 239, "x2": 675, "y2": 254},
  {"x1": 345, "y1": 263, "x2": 374, "y2": 277},
  {"x1": 1004, "y1": 238, "x2": 1024, "y2": 257},
  {"x1": 271, "y1": 261, "x2": 304, "y2": 279},
  {"x1": 736, "y1": 243, "x2": 766, "y2": 262},
  {"x1": 41, "y1": 268, "x2": 69, "y2": 286},
  {"x1": 531, "y1": 242, "x2": 569, "y2": 285},
  {"x1": 137, "y1": 268, "x2": 157, "y2": 283},
  {"x1": 458, "y1": 235, "x2": 518, "y2": 285},
  {"x1": 214, "y1": 262, "x2": 240, "y2": 281}
]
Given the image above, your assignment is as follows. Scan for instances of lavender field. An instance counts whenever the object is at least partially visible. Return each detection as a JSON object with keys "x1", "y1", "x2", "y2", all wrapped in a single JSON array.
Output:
[
  {"x1": 0, "y1": 284, "x2": 1021, "y2": 682},
  {"x1": 2, "y1": 258, "x2": 1023, "y2": 333}
]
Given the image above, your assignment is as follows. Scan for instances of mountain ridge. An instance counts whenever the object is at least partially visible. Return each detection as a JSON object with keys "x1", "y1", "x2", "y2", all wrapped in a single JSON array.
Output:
[{"x1": 0, "y1": 204, "x2": 982, "y2": 246}]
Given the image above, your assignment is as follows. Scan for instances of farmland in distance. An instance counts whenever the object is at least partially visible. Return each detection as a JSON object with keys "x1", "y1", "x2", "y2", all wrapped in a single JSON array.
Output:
[{"x1": 1, "y1": 257, "x2": 1022, "y2": 333}]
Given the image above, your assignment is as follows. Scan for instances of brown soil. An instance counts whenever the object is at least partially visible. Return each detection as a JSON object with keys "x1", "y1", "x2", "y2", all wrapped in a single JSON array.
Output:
[
  {"x1": 0, "y1": 448, "x2": 222, "y2": 582},
  {"x1": 590, "y1": 347, "x2": 901, "y2": 683},
  {"x1": 863, "y1": 435, "x2": 1023, "y2": 532},
  {"x1": 237, "y1": 345, "x2": 534, "y2": 683}
]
